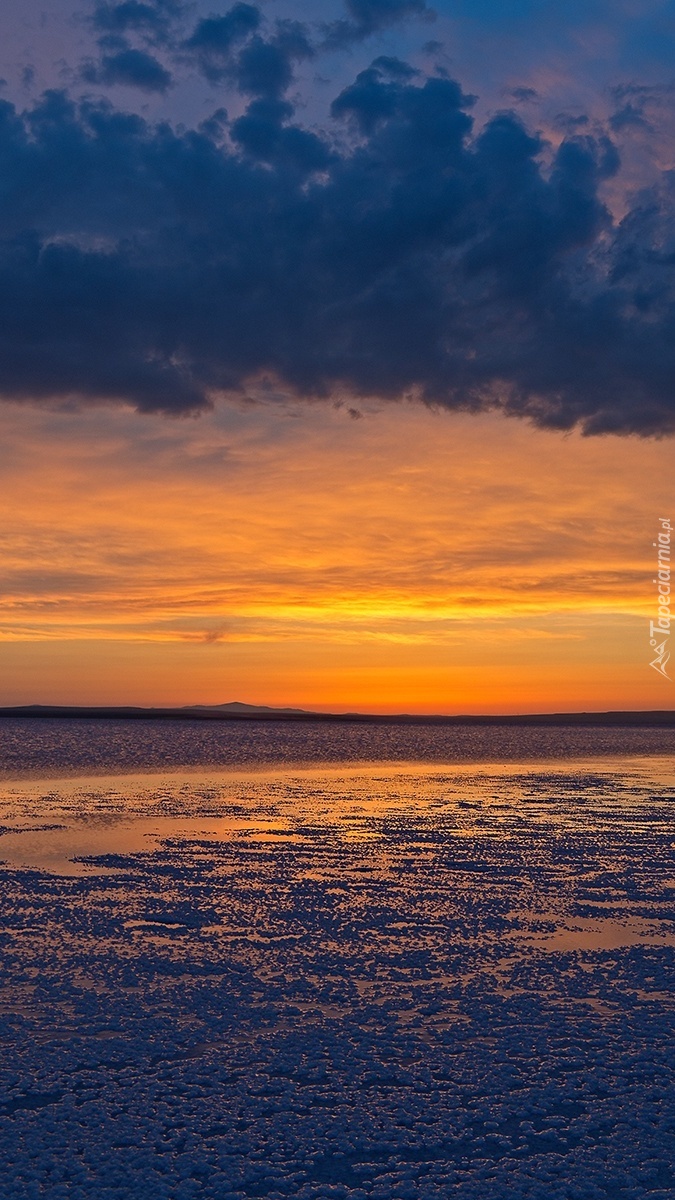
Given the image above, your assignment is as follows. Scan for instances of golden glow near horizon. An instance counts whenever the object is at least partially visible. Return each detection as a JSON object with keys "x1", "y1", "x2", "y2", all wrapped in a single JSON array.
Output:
[{"x1": 0, "y1": 397, "x2": 672, "y2": 713}]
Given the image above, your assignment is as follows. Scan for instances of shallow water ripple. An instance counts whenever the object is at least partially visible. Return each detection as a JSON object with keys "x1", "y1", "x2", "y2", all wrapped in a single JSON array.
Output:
[{"x1": 0, "y1": 762, "x2": 673, "y2": 1199}]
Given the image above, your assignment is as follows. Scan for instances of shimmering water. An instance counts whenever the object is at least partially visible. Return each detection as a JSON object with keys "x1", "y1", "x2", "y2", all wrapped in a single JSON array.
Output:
[
  {"x1": 0, "y1": 721, "x2": 673, "y2": 1199},
  {"x1": 1, "y1": 716, "x2": 674, "y2": 776}
]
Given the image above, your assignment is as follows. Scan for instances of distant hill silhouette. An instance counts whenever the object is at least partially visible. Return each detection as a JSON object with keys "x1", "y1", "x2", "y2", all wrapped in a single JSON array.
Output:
[
  {"x1": 0, "y1": 703, "x2": 674, "y2": 726},
  {"x1": 185, "y1": 701, "x2": 313, "y2": 715}
]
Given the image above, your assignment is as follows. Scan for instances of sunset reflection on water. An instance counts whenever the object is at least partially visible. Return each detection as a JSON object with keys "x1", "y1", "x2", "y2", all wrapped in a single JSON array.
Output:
[{"x1": 0, "y1": 731, "x2": 673, "y2": 1198}]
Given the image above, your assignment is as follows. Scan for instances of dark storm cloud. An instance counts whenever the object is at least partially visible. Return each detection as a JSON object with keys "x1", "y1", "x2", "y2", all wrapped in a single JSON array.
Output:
[
  {"x1": 235, "y1": 29, "x2": 310, "y2": 99},
  {"x1": 92, "y1": 1, "x2": 176, "y2": 41},
  {"x1": 509, "y1": 87, "x2": 538, "y2": 104},
  {"x1": 230, "y1": 97, "x2": 331, "y2": 169},
  {"x1": 81, "y1": 47, "x2": 173, "y2": 91},
  {"x1": 323, "y1": 0, "x2": 434, "y2": 49},
  {"x1": 83, "y1": 0, "x2": 182, "y2": 92},
  {"x1": 183, "y1": 4, "x2": 262, "y2": 84},
  {"x1": 1, "y1": 59, "x2": 675, "y2": 433},
  {"x1": 331, "y1": 57, "x2": 425, "y2": 132},
  {"x1": 182, "y1": 7, "x2": 313, "y2": 97}
]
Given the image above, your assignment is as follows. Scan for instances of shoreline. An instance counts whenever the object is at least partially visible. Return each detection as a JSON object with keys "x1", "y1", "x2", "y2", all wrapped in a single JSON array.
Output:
[{"x1": 1, "y1": 705, "x2": 675, "y2": 727}]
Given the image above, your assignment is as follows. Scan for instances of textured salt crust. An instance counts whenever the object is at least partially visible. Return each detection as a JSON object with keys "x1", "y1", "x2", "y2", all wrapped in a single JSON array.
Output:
[{"x1": 0, "y1": 763, "x2": 673, "y2": 1199}]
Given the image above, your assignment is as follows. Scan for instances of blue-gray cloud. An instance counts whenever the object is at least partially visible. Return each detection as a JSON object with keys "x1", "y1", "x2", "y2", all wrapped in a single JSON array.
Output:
[
  {"x1": 323, "y1": 0, "x2": 435, "y2": 48},
  {"x1": 183, "y1": 4, "x2": 262, "y2": 84},
  {"x1": 81, "y1": 47, "x2": 173, "y2": 91},
  {"x1": 92, "y1": 0, "x2": 179, "y2": 42},
  {"x1": 81, "y1": 0, "x2": 182, "y2": 93},
  {"x1": 0, "y1": 55, "x2": 674, "y2": 434}
]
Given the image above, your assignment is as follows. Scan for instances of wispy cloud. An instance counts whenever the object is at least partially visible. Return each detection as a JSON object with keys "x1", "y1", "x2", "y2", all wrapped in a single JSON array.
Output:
[{"x1": 0, "y1": 402, "x2": 665, "y2": 653}]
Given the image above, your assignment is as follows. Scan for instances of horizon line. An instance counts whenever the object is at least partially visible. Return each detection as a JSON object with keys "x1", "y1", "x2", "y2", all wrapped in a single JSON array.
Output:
[{"x1": 1, "y1": 702, "x2": 675, "y2": 727}]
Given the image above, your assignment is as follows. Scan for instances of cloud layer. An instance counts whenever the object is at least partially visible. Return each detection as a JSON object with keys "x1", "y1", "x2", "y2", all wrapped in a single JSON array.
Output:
[
  {"x1": 1, "y1": 398, "x2": 667, "y2": 710},
  {"x1": 2, "y1": 7, "x2": 675, "y2": 434}
]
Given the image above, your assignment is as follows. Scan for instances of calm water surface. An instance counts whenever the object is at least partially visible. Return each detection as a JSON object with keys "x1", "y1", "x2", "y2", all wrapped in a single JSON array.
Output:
[{"x1": 0, "y1": 715, "x2": 674, "y2": 775}]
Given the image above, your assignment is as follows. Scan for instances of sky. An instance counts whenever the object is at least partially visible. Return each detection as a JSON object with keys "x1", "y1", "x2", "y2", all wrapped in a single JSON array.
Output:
[{"x1": 0, "y1": 0, "x2": 674, "y2": 712}]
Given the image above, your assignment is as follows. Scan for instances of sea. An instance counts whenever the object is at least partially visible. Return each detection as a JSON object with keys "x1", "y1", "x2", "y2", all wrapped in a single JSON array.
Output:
[{"x1": 0, "y1": 718, "x2": 673, "y2": 1199}]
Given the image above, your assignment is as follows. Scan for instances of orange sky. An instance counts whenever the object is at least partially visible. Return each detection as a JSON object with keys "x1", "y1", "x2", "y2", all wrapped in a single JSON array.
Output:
[{"x1": 0, "y1": 397, "x2": 672, "y2": 713}]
